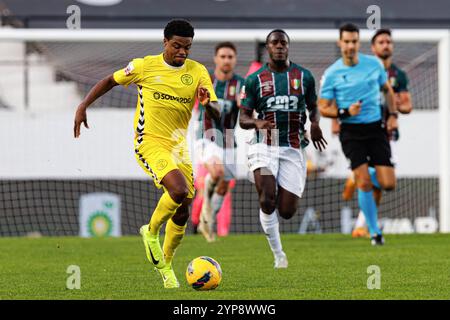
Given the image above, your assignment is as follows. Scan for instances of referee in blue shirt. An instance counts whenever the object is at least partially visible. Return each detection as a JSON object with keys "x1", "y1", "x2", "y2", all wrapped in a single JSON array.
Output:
[{"x1": 319, "y1": 23, "x2": 398, "y2": 245}]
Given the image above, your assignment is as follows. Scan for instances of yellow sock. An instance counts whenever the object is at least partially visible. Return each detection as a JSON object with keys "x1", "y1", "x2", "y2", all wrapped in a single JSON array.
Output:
[
  {"x1": 149, "y1": 192, "x2": 181, "y2": 236},
  {"x1": 163, "y1": 218, "x2": 187, "y2": 265}
]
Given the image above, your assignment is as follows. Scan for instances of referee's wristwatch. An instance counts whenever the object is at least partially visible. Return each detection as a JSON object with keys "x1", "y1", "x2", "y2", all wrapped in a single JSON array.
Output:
[
  {"x1": 338, "y1": 108, "x2": 351, "y2": 119},
  {"x1": 388, "y1": 112, "x2": 399, "y2": 119}
]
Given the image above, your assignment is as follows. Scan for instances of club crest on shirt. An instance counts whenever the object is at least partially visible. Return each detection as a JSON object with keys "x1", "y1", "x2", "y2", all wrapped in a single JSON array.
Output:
[
  {"x1": 389, "y1": 77, "x2": 397, "y2": 87},
  {"x1": 124, "y1": 62, "x2": 134, "y2": 76},
  {"x1": 291, "y1": 78, "x2": 300, "y2": 90},
  {"x1": 228, "y1": 85, "x2": 236, "y2": 97},
  {"x1": 156, "y1": 159, "x2": 168, "y2": 171},
  {"x1": 181, "y1": 74, "x2": 193, "y2": 85}
]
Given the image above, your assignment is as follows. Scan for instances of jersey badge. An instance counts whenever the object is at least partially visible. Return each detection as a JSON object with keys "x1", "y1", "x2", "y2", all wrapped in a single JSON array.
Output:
[
  {"x1": 124, "y1": 62, "x2": 134, "y2": 76},
  {"x1": 181, "y1": 74, "x2": 193, "y2": 86},
  {"x1": 229, "y1": 85, "x2": 236, "y2": 97},
  {"x1": 389, "y1": 77, "x2": 397, "y2": 87},
  {"x1": 291, "y1": 79, "x2": 300, "y2": 90}
]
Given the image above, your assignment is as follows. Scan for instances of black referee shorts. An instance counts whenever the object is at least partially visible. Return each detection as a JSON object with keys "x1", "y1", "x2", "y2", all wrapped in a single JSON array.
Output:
[{"x1": 339, "y1": 120, "x2": 393, "y2": 170}]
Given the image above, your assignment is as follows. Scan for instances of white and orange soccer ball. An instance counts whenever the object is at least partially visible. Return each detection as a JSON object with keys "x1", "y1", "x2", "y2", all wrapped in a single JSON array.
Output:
[{"x1": 186, "y1": 256, "x2": 222, "y2": 290}]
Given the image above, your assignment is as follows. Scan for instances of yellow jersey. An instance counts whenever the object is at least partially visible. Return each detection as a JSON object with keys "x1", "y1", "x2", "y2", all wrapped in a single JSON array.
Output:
[{"x1": 113, "y1": 53, "x2": 217, "y2": 149}]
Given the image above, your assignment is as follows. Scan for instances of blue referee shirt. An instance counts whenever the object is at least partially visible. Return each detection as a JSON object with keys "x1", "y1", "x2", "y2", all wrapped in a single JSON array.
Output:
[{"x1": 319, "y1": 53, "x2": 387, "y2": 124}]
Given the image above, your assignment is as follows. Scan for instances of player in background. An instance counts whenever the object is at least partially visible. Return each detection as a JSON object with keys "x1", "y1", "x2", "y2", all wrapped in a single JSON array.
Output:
[
  {"x1": 191, "y1": 41, "x2": 266, "y2": 237},
  {"x1": 194, "y1": 42, "x2": 244, "y2": 242},
  {"x1": 191, "y1": 42, "x2": 265, "y2": 239},
  {"x1": 73, "y1": 20, "x2": 220, "y2": 288},
  {"x1": 190, "y1": 130, "x2": 235, "y2": 238},
  {"x1": 335, "y1": 29, "x2": 413, "y2": 237},
  {"x1": 319, "y1": 23, "x2": 398, "y2": 246},
  {"x1": 246, "y1": 42, "x2": 266, "y2": 77},
  {"x1": 240, "y1": 30, "x2": 327, "y2": 268}
]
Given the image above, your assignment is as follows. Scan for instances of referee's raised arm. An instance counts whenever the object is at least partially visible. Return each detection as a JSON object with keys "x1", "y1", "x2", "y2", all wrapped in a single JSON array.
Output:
[{"x1": 73, "y1": 74, "x2": 119, "y2": 138}]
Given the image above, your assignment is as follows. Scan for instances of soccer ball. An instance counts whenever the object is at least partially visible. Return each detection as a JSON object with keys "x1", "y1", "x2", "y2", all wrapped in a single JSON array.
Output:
[{"x1": 186, "y1": 256, "x2": 222, "y2": 290}]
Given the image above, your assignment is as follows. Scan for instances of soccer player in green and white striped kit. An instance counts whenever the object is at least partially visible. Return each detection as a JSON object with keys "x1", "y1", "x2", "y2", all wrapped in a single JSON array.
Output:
[
  {"x1": 197, "y1": 42, "x2": 244, "y2": 242},
  {"x1": 239, "y1": 30, "x2": 327, "y2": 268}
]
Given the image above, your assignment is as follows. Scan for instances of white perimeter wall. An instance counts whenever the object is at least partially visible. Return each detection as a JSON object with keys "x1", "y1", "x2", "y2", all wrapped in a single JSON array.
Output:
[{"x1": 0, "y1": 109, "x2": 439, "y2": 179}]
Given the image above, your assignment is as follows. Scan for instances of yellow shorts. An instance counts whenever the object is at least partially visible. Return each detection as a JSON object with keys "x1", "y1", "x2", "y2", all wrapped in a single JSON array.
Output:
[{"x1": 134, "y1": 141, "x2": 195, "y2": 199}]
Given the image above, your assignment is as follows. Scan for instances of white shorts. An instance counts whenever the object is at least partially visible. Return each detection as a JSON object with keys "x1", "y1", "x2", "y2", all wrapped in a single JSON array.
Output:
[
  {"x1": 247, "y1": 143, "x2": 307, "y2": 198},
  {"x1": 201, "y1": 139, "x2": 237, "y2": 180}
]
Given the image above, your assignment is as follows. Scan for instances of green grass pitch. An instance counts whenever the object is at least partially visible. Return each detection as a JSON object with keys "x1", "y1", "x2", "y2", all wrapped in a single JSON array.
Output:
[{"x1": 0, "y1": 233, "x2": 449, "y2": 299}]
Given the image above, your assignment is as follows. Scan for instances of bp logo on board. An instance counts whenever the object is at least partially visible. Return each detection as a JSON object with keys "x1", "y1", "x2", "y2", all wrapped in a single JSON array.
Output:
[
  {"x1": 79, "y1": 193, "x2": 121, "y2": 238},
  {"x1": 87, "y1": 211, "x2": 113, "y2": 237}
]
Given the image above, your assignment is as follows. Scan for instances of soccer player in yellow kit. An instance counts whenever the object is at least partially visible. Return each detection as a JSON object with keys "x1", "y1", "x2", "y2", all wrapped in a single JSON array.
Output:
[{"x1": 73, "y1": 20, "x2": 219, "y2": 288}]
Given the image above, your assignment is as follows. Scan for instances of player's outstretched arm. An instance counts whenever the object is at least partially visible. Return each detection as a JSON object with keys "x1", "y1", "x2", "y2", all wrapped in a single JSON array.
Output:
[
  {"x1": 307, "y1": 101, "x2": 327, "y2": 152},
  {"x1": 198, "y1": 87, "x2": 220, "y2": 122},
  {"x1": 395, "y1": 70, "x2": 412, "y2": 114},
  {"x1": 382, "y1": 82, "x2": 399, "y2": 133},
  {"x1": 238, "y1": 108, "x2": 274, "y2": 130},
  {"x1": 396, "y1": 92, "x2": 413, "y2": 114},
  {"x1": 74, "y1": 74, "x2": 119, "y2": 138}
]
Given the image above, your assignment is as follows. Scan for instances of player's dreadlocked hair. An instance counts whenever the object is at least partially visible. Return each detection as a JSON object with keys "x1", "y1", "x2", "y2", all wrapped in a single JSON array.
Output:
[
  {"x1": 164, "y1": 19, "x2": 195, "y2": 40},
  {"x1": 265, "y1": 29, "x2": 290, "y2": 44}
]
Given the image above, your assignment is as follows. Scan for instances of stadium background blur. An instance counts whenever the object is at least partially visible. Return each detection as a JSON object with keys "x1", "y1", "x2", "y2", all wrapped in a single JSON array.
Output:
[{"x1": 0, "y1": 0, "x2": 449, "y2": 237}]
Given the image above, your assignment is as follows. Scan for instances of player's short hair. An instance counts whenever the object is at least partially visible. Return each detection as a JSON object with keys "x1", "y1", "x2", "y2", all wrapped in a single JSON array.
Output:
[
  {"x1": 266, "y1": 29, "x2": 290, "y2": 44},
  {"x1": 215, "y1": 42, "x2": 237, "y2": 55},
  {"x1": 164, "y1": 19, "x2": 194, "y2": 40},
  {"x1": 339, "y1": 23, "x2": 359, "y2": 39},
  {"x1": 371, "y1": 28, "x2": 392, "y2": 44}
]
